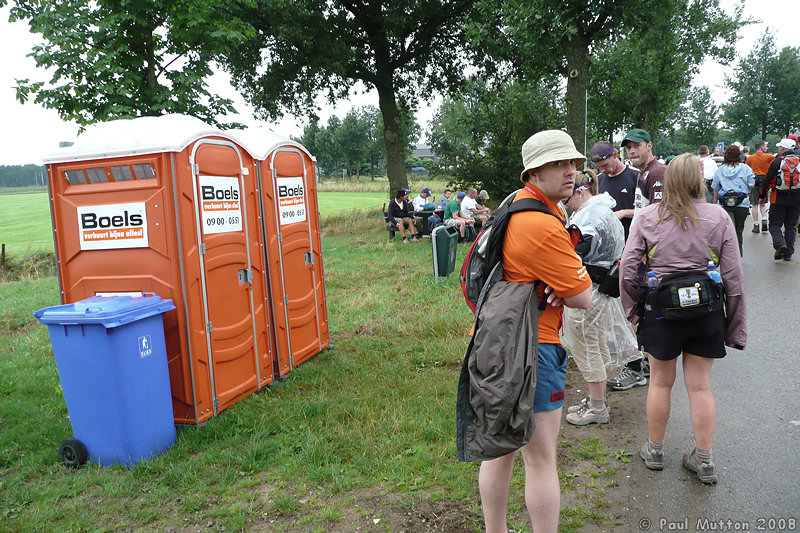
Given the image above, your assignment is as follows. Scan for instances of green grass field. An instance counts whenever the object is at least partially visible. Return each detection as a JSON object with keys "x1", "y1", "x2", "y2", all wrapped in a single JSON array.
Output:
[
  {"x1": 0, "y1": 183, "x2": 623, "y2": 532},
  {"x1": 0, "y1": 190, "x2": 54, "y2": 254}
]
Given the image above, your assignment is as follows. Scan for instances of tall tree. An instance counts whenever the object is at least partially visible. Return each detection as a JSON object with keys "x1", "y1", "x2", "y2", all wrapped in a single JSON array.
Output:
[
  {"x1": 678, "y1": 86, "x2": 720, "y2": 149},
  {"x1": 724, "y1": 38, "x2": 800, "y2": 140},
  {"x1": 220, "y1": 0, "x2": 476, "y2": 195},
  {"x1": 470, "y1": 0, "x2": 640, "y2": 154},
  {"x1": 589, "y1": 0, "x2": 741, "y2": 138},
  {"x1": 9, "y1": 0, "x2": 249, "y2": 127}
]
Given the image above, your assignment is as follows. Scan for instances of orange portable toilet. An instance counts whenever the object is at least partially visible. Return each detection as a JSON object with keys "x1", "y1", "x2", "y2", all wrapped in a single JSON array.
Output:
[
  {"x1": 233, "y1": 129, "x2": 330, "y2": 376},
  {"x1": 43, "y1": 115, "x2": 276, "y2": 424}
]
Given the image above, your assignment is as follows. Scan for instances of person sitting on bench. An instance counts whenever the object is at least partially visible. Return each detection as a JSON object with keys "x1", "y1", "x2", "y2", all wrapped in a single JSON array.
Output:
[
  {"x1": 444, "y1": 191, "x2": 475, "y2": 242},
  {"x1": 388, "y1": 188, "x2": 419, "y2": 243},
  {"x1": 462, "y1": 188, "x2": 490, "y2": 226}
]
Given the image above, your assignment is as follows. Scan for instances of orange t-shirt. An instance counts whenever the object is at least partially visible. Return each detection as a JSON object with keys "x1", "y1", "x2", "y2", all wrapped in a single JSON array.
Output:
[
  {"x1": 746, "y1": 151, "x2": 775, "y2": 176},
  {"x1": 502, "y1": 185, "x2": 591, "y2": 344}
]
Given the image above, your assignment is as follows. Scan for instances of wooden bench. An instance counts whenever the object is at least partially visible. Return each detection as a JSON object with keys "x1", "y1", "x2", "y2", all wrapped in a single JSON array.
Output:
[{"x1": 382, "y1": 203, "x2": 398, "y2": 239}]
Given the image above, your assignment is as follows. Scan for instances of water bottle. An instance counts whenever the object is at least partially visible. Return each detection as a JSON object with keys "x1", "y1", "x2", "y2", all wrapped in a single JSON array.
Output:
[
  {"x1": 706, "y1": 261, "x2": 722, "y2": 284},
  {"x1": 646, "y1": 271, "x2": 659, "y2": 294}
]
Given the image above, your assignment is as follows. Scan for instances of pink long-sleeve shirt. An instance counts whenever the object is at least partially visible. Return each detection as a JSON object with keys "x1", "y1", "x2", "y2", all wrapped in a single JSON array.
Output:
[{"x1": 620, "y1": 199, "x2": 747, "y2": 349}]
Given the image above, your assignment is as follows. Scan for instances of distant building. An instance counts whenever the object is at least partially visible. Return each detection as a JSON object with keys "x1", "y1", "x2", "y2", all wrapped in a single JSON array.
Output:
[{"x1": 411, "y1": 144, "x2": 439, "y2": 164}]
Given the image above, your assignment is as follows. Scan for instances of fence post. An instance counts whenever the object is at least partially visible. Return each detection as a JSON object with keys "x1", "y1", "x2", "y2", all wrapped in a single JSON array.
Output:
[{"x1": 1, "y1": 243, "x2": 5, "y2": 268}]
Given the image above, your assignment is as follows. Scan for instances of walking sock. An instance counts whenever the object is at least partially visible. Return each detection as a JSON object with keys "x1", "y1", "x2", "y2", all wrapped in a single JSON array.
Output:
[
  {"x1": 648, "y1": 438, "x2": 663, "y2": 451},
  {"x1": 695, "y1": 447, "x2": 712, "y2": 462},
  {"x1": 590, "y1": 398, "x2": 605, "y2": 410}
]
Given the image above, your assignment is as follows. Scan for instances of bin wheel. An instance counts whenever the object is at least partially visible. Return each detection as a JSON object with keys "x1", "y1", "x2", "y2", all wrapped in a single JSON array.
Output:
[{"x1": 59, "y1": 439, "x2": 88, "y2": 468}]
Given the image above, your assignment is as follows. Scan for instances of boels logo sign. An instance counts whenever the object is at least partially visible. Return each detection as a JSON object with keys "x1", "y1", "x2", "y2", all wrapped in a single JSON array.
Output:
[
  {"x1": 77, "y1": 203, "x2": 148, "y2": 250},
  {"x1": 198, "y1": 176, "x2": 243, "y2": 234},
  {"x1": 277, "y1": 176, "x2": 306, "y2": 226}
]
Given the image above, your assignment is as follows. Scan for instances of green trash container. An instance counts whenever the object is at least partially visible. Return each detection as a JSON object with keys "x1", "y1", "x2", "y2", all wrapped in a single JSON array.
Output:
[{"x1": 431, "y1": 225, "x2": 459, "y2": 279}]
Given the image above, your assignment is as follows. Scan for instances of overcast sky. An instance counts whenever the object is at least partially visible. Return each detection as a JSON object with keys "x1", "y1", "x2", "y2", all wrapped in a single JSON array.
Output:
[{"x1": 0, "y1": 1, "x2": 795, "y2": 166}]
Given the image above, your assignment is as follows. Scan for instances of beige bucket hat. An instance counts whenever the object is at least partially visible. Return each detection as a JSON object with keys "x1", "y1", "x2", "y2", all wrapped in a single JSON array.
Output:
[{"x1": 520, "y1": 130, "x2": 586, "y2": 182}]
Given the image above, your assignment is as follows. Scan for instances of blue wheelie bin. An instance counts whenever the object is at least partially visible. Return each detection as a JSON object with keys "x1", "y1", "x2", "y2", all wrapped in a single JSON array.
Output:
[{"x1": 34, "y1": 294, "x2": 176, "y2": 468}]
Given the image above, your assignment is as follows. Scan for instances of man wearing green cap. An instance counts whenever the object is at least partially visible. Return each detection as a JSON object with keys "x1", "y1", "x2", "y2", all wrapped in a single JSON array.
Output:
[{"x1": 622, "y1": 128, "x2": 666, "y2": 204}]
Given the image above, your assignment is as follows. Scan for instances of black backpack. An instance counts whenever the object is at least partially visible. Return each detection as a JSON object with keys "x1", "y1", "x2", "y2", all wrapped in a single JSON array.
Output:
[{"x1": 459, "y1": 191, "x2": 581, "y2": 313}]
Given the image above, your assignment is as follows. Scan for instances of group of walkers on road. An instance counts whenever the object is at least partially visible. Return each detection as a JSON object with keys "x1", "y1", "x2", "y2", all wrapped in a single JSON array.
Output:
[{"x1": 461, "y1": 127, "x2": 767, "y2": 533}]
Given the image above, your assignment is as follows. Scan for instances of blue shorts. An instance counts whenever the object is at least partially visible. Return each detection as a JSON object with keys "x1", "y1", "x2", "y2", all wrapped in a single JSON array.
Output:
[{"x1": 533, "y1": 343, "x2": 567, "y2": 413}]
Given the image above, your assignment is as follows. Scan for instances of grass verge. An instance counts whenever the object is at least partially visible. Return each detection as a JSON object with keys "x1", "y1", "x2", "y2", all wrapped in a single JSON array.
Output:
[{"x1": 0, "y1": 207, "x2": 629, "y2": 532}]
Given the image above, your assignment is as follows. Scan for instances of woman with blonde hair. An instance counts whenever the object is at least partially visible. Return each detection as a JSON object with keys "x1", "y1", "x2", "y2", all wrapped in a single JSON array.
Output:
[
  {"x1": 620, "y1": 153, "x2": 747, "y2": 484},
  {"x1": 563, "y1": 168, "x2": 626, "y2": 426}
]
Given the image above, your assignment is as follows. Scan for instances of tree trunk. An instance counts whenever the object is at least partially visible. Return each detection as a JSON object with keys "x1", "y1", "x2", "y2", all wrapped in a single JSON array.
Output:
[
  {"x1": 376, "y1": 82, "x2": 408, "y2": 196},
  {"x1": 564, "y1": 36, "x2": 591, "y2": 161}
]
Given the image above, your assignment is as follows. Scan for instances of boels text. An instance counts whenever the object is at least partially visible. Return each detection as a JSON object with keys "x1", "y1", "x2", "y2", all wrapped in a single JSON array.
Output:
[
  {"x1": 81, "y1": 210, "x2": 144, "y2": 229},
  {"x1": 278, "y1": 184, "x2": 303, "y2": 198},
  {"x1": 201, "y1": 185, "x2": 240, "y2": 200}
]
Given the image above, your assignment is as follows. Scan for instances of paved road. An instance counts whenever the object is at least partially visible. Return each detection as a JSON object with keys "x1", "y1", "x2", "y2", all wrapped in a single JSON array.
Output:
[{"x1": 621, "y1": 226, "x2": 800, "y2": 532}]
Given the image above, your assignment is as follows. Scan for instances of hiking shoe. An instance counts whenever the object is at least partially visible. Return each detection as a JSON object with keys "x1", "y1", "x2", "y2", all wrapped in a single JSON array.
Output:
[
  {"x1": 567, "y1": 395, "x2": 592, "y2": 414},
  {"x1": 762, "y1": 221, "x2": 769, "y2": 232},
  {"x1": 640, "y1": 357, "x2": 651, "y2": 378},
  {"x1": 774, "y1": 246, "x2": 787, "y2": 260},
  {"x1": 640, "y1": 441, "x2": 664, "y2": 470},
  {"x1": 752, "y1": 224, "x2": 760, "y2": 233},
  {"x1": 402, "y1": 238, "x2": 409, "y2": 244},
  {"x1": 682, "y1": 448, "x2": 718, "y2": 484},
  {"x1": 607, "y1": 367, "x2": 647, "y2": 391},
  {"x1": 566, "y1": 403, "x2": 609, "y2": 426},
  {"x1": 567, "y1": 395, "x2": 591, "y2": 414},
  {"x1": 568, "y1": 395, "x2": 609, "y2": 414}
]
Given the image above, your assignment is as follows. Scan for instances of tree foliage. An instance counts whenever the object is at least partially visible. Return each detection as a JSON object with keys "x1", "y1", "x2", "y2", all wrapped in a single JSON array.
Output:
[
  {"x1": 427, "y1": 77, "x2": 563, "y2": 200},
  {"x1": 723, "y1": 36, "x2": 800, "y2": 140},
  {"x1": 471, "y1": 0, "x2": 641, "y2": 154},
  {"x1": 675, "y1": 86, "x2": 720, "y2": 149},
  {"x1": 589, "y1": 0, "x2": 742, "y2": 140},
  {"x1": 219, "y1": 0, "x2": 477, "y2": 195},
  {"x1": 9, "y1": 0, "x2": 250, "y2": 127}
]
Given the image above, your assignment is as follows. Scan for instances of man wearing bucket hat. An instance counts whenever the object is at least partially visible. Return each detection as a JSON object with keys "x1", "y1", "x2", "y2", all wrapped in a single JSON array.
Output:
[
  {"x1": 477, "y1": 130, "x2": 592, "y2": 533},
  {"x1": 622, "y1": 128, "x2": 666, "y2": 204}
]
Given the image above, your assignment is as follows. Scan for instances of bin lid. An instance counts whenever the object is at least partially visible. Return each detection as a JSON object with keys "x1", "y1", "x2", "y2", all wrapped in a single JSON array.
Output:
[{"x1": 34, "y1": 294, "x2": 176, "y2": 328}]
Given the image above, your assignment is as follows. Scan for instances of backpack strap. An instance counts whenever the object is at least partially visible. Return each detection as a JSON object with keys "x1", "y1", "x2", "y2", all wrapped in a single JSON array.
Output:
[{"x1": 507, "y1": 197, "x2": 563, "y2": 222}]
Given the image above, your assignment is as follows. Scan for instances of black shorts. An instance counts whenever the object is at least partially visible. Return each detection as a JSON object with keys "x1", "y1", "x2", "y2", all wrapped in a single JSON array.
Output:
[{"x1": 638, "y1": 310, "x2": 727, "y2": 360}]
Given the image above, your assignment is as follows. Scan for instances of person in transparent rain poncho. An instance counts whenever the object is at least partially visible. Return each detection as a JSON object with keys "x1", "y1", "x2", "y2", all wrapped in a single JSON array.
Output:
[{"x1": 563, "y1": 169, "x2": 641, "y2": 426}]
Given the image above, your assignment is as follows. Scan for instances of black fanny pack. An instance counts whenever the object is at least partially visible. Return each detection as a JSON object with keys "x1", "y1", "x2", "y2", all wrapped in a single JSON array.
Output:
[
  {"x1": 721, "y1": 189, "x2": 747, "y2": 207},
  {"x1": 645, "y1": 270, "x2": 724, "y2": 319},
  {"x1": 586, "y1": 262, "x2": 620, "y2": 298}
]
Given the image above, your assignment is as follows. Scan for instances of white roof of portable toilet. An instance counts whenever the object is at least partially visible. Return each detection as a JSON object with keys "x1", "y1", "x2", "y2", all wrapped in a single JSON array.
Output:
[
  {"x1": 231, "y1": 127, "x2": 315, "y2": 162},
  {"x1": 42, "y1": 114, "x2": 233, "y2": 164}
]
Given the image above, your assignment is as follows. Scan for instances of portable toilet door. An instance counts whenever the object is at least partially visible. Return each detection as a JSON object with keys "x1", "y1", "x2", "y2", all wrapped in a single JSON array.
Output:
[
  {"x1": 234, "y1": 129, "x2": 330, "y2": 376},
  {"x1": 184, "y1": 138, "x2": 270, "y2": 414}
]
